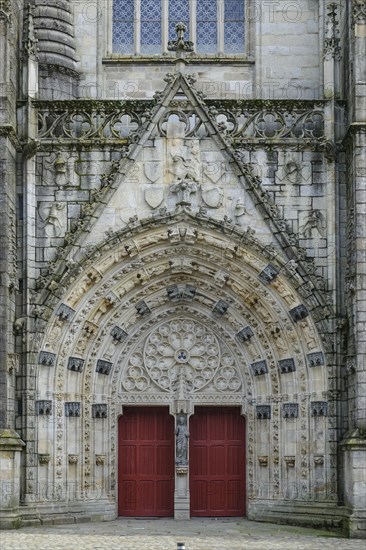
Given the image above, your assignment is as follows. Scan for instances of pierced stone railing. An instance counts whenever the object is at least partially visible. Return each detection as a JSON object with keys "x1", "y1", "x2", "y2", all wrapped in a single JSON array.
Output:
[{"x1": 34, "y1": 99, "x2": 325, "y2": 145}]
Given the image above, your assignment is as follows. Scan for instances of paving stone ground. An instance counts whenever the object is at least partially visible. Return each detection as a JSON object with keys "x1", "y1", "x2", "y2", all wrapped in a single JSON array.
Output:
[{"x1": 0, "y1": 518, "x2": 364, "y2": 550}]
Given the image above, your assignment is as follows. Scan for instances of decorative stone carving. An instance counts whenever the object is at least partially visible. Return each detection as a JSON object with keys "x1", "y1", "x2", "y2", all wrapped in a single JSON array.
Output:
[
  {"x1": 135, "y1": 301, "x2": 151, "y2": 316},
  {"x1": 236, "y1": 326, "x2": 254, "y2": 342},
  {"x1": 36, "y1": 400, "x2": 52, "y2": 415},
  {"x1": 283, "y1": 403, "x2": 299, "y2": 418},
  {"x1": 256, "y1": 405, "x2": 271, "y2": 420},
  {"x1": 144, "y1": 319, "x2": 220, "y2": 392},
  {"x1": 311, "y1": 402, "x2": 328, "y2": 417},
  {"x1": 38, "y1": 454, "x2": 51, "y2": 465},
  {"x1": 250, "y1": 360, "x2": 268, "y2": 376},
  {"x1": 212, "y1": 299, "x2": 229, "y2": 316},
  {"x1": 110, "y1": 326, "x2": 128, "y2": 342},
  {"x1": 324, "y1": 3, "x2": 341, "y2": 60},
  {"x1": 278, "y1": 358, "x2": 296, "y2": 374},
  {"x1": 307, "y1": 352, "x2": 325, "y2": 367},
  {"x1": 38, "y1": 351, "x2": 56, "y2": 367},
  {"x1": 95, "y1": 455, "x2": 106, "y2": 466},
  {"x1": 38, "y1": 202, "x2": 66, "y2": 237},
  {"x1": 92, "y1": 404, "x2": 108, "y2": 419},
  {"x1": 67, "y1": 357, "x2": 84, "y2": 373},
  {"x1": 300, "y1": 210, "x2": 326, "y2": 238},
  {"x1": 175, "y1": 414, "x2": 189, "y2": 466},
  {"x1": 96, "y1": 359, "x2": 113, "y2": 375},
  {"x1": 56, "y1": 303, "x2": 75, "y2": 322},
  {"x1": 258, "y1": 456, "x2": 269, "y2": 467},
  {"x1": 314, "y1": 456, "x2": 324, "y2": 466},
  {"x1": 258, "y1": 264, "x2": 278, "y2": 285},
  {"x1": 68, "y1": 454, "x2": 79, "y2": 465},
  {"x1": 284, "y1": 456, "x2": 296, "y2": 468},
  {"x1": 167, "y1": 22, "x2": 194, "y2": 52},
  {"x1": 144, "y1": 185, "x2": 165, "y2": 209},
  {"x1": 167, "y1": 284, "x2": 196, "y2": 301},
  {"x1": 65, "y1": 402, "x2": 81, "y2": 417},
  {"x1": 170, "y1": 178, "x2": 199, "y2": 207},
  {"x1": 289, "y1": 305, "x2": 309, "y2": 323},
  {"x1": 176, "y1": 467, "x2": 189, "y2": 476},
  {"x1": 352, "y1": 0, "x2": 366, "y2": 25}
]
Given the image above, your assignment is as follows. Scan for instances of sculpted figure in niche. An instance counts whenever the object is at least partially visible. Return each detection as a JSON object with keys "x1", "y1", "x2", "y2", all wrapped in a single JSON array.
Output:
[{"x1": 175, "y1": 414, "x2": 189, "y2": 466}]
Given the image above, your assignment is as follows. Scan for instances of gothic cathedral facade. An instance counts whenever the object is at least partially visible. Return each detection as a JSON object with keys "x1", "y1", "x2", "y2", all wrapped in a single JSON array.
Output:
[{"x1": 0, "y1": 0, "x2": 365, "y2": 539}]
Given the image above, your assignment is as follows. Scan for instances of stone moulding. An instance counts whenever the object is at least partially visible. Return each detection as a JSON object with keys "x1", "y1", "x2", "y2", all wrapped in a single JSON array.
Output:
[{"x1": 38, "y1": 351, "x2": 56, "y2": 367}]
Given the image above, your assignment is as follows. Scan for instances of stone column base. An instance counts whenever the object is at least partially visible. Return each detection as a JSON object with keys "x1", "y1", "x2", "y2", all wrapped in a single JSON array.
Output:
[
  {"x1": 340, "y1": 431, "x2": 366, "y2": 539},
  {"x1": 0, "y1": 429, "x2": 25, "y2": 529}
]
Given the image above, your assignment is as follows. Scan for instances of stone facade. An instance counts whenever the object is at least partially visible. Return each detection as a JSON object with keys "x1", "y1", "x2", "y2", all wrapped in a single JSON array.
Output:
[{"x1": 0, "y1": 0, "x2": 365, "y2": 539}]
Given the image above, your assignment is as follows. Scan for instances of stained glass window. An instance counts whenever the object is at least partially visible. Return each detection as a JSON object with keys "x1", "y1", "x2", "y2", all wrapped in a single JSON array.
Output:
[
  {"x1": 224, "y1": 0, "x2": 245, "y2": 54},
  {"x1": 112, "y1": 0, "x2": 135, "y2": 54},
  {"x1": 141, "y1": 0, "x2": 162, "y2": 55},
  {"x1": 196, "y1": 0, "x2": 218, "y2": 54},
  {"x1": 112, "y1": 1, "x2": 245, "y2": 56},
  {"x1": 168, "y1": 0, "x2": 190, "y2": 42}
]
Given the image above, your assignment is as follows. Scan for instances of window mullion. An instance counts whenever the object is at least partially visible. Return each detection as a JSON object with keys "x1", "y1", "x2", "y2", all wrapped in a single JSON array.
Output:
[
  {"x1": 190, "y1": 0, "x2": 197, "y2": 50},
  {"x1": 162, "y1": 0, "x2": 168, "y2": 53},
  {"x1": 218, "y1": 0, "x2": 224, "y2": 54},
  {"x1": 135, "y1": 0, "x2": 141, "y2": 54}
]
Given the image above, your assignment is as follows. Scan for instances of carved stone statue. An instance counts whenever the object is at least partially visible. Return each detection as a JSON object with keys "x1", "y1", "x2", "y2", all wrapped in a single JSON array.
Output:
[{"x1": 175, "y1": 415, "x2": 189, "y2": 466}]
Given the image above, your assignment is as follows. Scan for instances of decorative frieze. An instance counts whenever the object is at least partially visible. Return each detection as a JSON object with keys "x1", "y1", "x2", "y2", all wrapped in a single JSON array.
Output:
[
  {"x1": 250, "y1": 360, "x2": 268, "y2": 376},
  {"x1": 67, "y1": 357, "x2": 84, "y2": 372},
  {"x1": 56, "y1": 303, "x2": 75, "y2": 322},
  {"x1": 135, "y1": 301, "x2": 151, "y2": 316},
  {"x1": 236, "y1": 326, "x2": 254, "y2": 342},
  {"x1": 282, "y1": 403, "x2": 299, "y2": 418},
  {"x1": 110, "y1": 326, "x2": 128, "y2": 342},
  {"x1": 278, "y1": 358, "x2": 296, "y2": 374},
  {"x1": 92, "y1": 404, "x2": 108, "y2": 419},
  {"x1": 256, "y1": 405, "x2": 271, "y2": 419},
  {"x1": 96, "y1": 359, "x2": 113, "y2": 375},
  {"x1": 311, "y1": 401, "x2": 328, "y2": 417},
  {"x1": 212, "y1": 299, "x2": 229, "y2": 316},
  {"x1": 289, "y1": 304, "x2": 309, "y2": 323},
  {"x1": 307, "y1": 352, "x2": 325, "y2": 367},
  {"x1": 38, "y1": 351, "x2": 56, "y2": 367},
  {"x1": 36, "y1": 400, "x2": 52, "y2": 415},
  {"x1": 258, "y1": 264, "x2": 278, "y2": 285},
  {"x1": 65, "y1": 402, "x2": 81, "y2": 417}
]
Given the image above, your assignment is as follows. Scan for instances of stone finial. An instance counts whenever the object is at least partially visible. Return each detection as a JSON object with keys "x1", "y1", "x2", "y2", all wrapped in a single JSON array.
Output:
[{"x1": 167, "y1": 22, "x2": 194, "y2": 53}]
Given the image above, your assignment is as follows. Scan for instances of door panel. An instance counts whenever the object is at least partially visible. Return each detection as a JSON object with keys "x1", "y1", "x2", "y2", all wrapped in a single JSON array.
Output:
[
  {"x1": 190, "y1": 407, "x2": 245, "y2": 516},
  {"x1": 118, "y1": 407, "x2": 174, "y2": 516}
]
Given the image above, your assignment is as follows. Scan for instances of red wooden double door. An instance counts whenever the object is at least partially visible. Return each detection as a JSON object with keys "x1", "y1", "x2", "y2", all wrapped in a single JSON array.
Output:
[{"x1": 118, "y1": 406, "x2": 245, "y2": 517}]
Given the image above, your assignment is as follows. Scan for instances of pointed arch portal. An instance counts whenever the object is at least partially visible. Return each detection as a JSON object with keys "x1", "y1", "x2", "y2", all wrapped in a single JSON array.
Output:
[{"x1": 29, "y1": 210, "x2": 333, "y2": 520}]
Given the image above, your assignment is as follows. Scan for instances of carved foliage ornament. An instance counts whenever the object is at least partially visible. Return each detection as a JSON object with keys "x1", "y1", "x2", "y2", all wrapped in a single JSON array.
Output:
[{"x1": 352, "y1": 0, "x2": 366, "y2": 25}]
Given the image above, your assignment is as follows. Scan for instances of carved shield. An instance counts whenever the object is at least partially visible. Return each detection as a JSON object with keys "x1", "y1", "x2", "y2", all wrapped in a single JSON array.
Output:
[
  {"x1": 145, "y1": 185, "x2": 164, "y2": 209},
  {"x1": 143, "y1": 162, "x2": 163, "y2": 183},
  {"x1": 201, "y1": 187, "x2": 223, "y2": 209}
]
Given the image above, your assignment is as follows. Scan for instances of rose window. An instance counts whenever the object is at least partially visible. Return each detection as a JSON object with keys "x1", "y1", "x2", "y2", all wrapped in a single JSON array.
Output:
[{"x1": 143, "y1": 319, "x2": 221, "y2": 392}]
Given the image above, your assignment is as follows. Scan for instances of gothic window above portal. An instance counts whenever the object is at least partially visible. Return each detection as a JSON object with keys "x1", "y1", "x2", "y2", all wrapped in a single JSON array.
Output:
[{"x1": 112, "y1": 0, "x2": 245, "y2": 56}]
